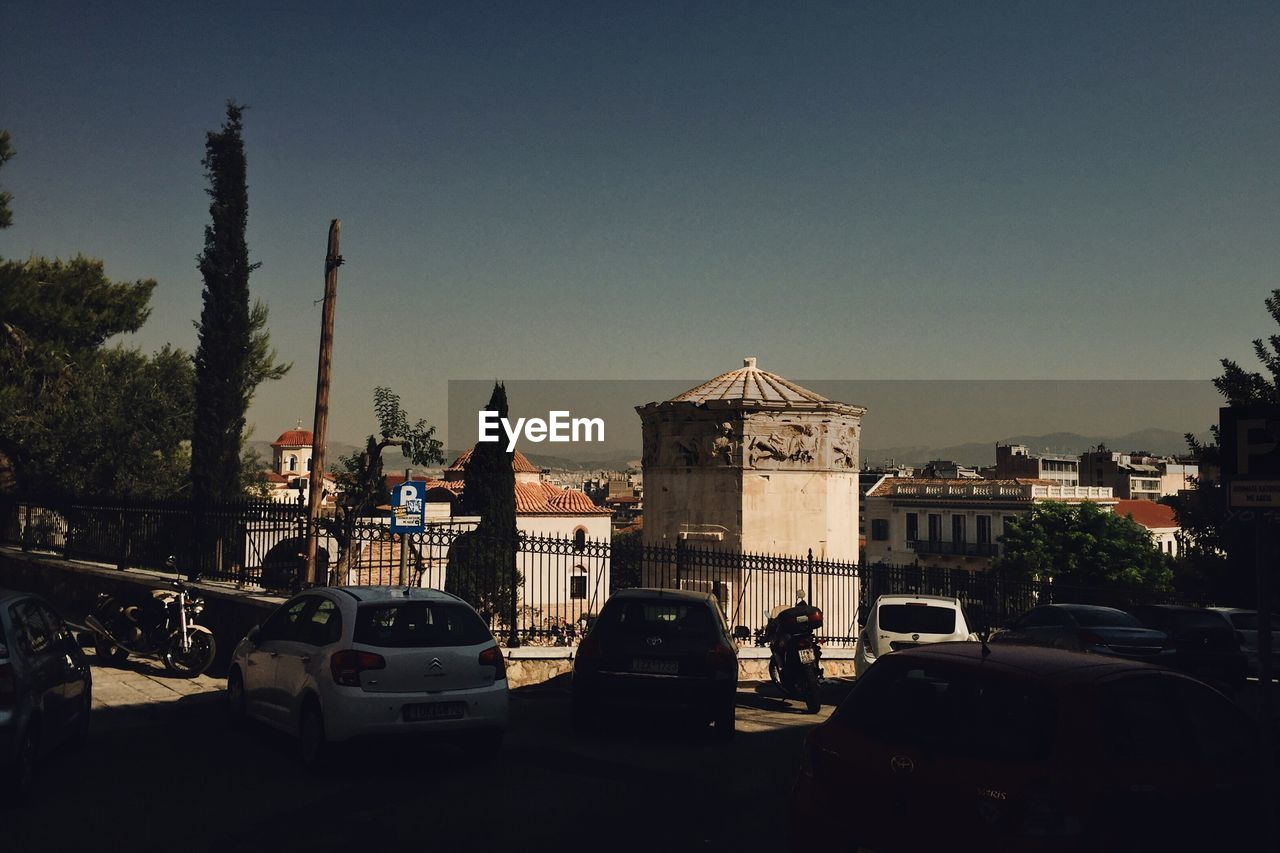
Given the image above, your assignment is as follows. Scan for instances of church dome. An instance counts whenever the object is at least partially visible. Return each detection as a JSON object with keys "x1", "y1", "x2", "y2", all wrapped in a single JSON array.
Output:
[{"x1": 271, "y1": 429, "x2": 313, "y2": 447}]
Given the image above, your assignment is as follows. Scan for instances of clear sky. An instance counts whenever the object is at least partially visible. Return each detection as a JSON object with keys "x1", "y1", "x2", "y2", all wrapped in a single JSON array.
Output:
[{"x1": 3, "y1": 1, "x2": 1277, "y2": 447}]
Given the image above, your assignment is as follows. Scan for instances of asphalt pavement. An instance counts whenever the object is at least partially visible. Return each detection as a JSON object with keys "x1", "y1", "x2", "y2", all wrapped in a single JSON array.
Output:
[{"x1": 11, "y1": 657, "x2": 851, "y2": 853}]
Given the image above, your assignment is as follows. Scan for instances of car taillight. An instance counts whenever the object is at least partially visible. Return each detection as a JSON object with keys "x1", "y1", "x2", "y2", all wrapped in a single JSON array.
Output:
[
  {"x1": 329, "y1": 650, "x2": 385, "y2": 686},
  {"x1": 1078, "y1": 630, "x2": 1107, "y2": 648},
  {"x1": 0, "y1": 661, "x2": 15, "y2": 709},
  {"x1": 576, "y1": 634, "x2": 601, "y2": 663},
  {"x1": 707, "y1": 642, "x2": 736, "y2": 671},
  {"x1": 479, "y1": 645, "x2": 506, "y2": 680}
]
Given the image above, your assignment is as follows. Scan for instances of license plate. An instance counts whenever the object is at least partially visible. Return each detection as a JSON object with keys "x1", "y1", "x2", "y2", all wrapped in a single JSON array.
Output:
[
  {"x1": 798, "y1": 648, "x2": 816, "y2": 664},
  {"x1": 403, "y1": 701, "x2": 466, "y2": 722},
  {"x1": 631, "y1": 658, "x2": 679, "y2": 675}
]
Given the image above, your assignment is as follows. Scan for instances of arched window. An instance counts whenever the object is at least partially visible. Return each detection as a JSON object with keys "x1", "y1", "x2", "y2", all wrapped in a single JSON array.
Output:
[
  {"x1": 572, "y1": 527, "x2": 587, "y2": 552},
  {"x1": 288, "y1": 455, "x2": 297, "y2": 473}
]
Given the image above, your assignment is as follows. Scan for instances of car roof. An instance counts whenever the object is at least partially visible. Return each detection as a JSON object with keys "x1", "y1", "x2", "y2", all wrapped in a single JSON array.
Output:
[
  {"x1": 608, "y1": 587, "x2": 720, "y2": 604},
  {"x1": 875, "y1": 594, "x2": 961, "y2": 606},
  {"x1": 1130, "y1": 604, "x2": 1211, "y2": 614},
  {"x1": 328, "y1": 586, "x2": 465, "y2": 604},
  {"x1": 1039, "y1": 603, "x2": 1129, "y2": 614},
  {"x1": 886, "y1": 641, "x2": 1166, "y2": 683}
]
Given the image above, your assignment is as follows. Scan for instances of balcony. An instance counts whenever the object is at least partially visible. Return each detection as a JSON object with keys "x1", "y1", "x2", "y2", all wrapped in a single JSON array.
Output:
[{"x1": 908, "y1": 539, "x2": 1000, "y2": 557}]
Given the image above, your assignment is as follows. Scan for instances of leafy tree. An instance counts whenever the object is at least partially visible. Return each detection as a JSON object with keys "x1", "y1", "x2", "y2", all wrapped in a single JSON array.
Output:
[
  {"x1": 325, "y1": 387, "x2": 444, "y2": 581},
  {"x1": 190, "y1": 103, "x2": 288, "y2": 504},
  {"x1": 447, "y1": 383, "x2": 521, "y2": 636},
  {"x1": 994, "y1": 501, "x2": 1172, "y2": 589},
  {"x1": 1169, "y1": 289, "x2": 1280, "y2": 605},
  {"x1": 0, "y1": 130, "x2": 14, "y2": 229},
  {"x1": 0, "y1": 256, "x2": 193, "y2": 498}
]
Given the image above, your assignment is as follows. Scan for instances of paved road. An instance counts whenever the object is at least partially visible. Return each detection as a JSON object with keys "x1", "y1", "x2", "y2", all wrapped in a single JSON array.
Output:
[{"x1": 13, "y1": 656, "x2": 850, "y2": 852}]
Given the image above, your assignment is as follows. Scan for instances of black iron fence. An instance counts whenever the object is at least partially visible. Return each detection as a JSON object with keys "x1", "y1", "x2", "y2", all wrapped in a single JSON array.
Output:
[{"x1": 0, "y1": 496, "x2": 1201, "y2": 646}]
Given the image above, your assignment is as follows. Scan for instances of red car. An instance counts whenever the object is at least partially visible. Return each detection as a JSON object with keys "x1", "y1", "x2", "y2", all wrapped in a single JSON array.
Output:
[{"x1": 790, "y1": 642, "x2": 1266, "y2": 852}]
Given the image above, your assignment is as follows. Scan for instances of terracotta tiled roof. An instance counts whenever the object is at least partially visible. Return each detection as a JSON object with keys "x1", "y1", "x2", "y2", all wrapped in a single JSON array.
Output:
[
  {"x1": 604, "y1": 495, "x2": 640, "y2": 505},
  {"x1": 265, "y1": 472, "x2": 290, "y2": 484},
  {"x1": 1114, "y1": 500, "x2": 1179, "y2": 530},
  {"x1": 547, "y1": 490, "x2": 603, "y2": 513},
  {"x1": 271, "y1": 429, "x2": 313, "y2": 447},
  {"x1": 669, "y1": 358, "x2": 829, "y2": 405},
  {"x1": 384, "y1": 473, "x2": 433, "y2": 490},
  {"x1": 445, "y1": 448, "x2": 541, "y2": 474}
]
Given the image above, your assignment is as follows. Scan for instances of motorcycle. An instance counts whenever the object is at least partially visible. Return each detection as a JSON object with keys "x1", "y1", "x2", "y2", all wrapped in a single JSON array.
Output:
[
  {"x1": 764, "y1": 597, "x2": 824, "y2": 714},
  {"x1": 83, "y1": 557, "x2": 217, "y2": 677}
]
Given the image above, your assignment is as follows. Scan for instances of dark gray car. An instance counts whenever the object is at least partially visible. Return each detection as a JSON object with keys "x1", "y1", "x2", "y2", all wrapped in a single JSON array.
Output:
[
  {"x1": 1, "y1": 590, "x2": 92, "y2": 798},
  {"x1": 993, "y1": 603, "x2": 1174, "y2": 662}
]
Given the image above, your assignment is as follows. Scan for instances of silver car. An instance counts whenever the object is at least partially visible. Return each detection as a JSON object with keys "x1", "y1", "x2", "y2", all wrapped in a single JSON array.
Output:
[
  {"x1": 227, "y1": 586, "x2": 509, "y2": 768},
  {"x1": 1, "y1": 590, "x2": 92, "y2": 798}
]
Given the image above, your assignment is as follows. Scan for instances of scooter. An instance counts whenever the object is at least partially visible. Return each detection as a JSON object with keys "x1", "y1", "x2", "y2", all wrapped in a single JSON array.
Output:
[
  {"x1": 83, "y1": 557, "x2": 217, "y2": 677},
  {"x1": 764, "y1": 598, "x2": 824, "y2": 714}
]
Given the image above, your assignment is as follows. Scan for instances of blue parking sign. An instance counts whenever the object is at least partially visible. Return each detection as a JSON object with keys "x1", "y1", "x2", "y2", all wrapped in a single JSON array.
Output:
[{"x1": 390, "y1": 481, "x2": 427, "y2": 533}]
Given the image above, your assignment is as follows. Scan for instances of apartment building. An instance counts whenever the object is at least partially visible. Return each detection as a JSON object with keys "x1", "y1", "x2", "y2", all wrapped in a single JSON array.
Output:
[
  {"x1": 1079, "y1": 449, "x2": 1196, "y2": 501},
  {"x1": 994, "y1": 444, "x2": 1080, "y2": 486}
]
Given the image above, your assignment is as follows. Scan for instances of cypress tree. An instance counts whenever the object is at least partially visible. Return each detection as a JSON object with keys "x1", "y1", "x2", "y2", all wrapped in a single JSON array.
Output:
[{"x1": 191, "y1": 102, "x2": 287, "y2": 504}]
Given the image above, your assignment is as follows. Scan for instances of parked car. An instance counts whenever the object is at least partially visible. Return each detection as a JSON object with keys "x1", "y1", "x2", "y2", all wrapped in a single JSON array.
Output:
[
  {"x1": 1128, "y1": 604, "x2": 1249, "y2": 691},
  {"x1": 854, "y1": 594, "x2": 975, "y2": 677},
  {"x1": 571, "y1": 588, "x2": 738, "y2": 738},
  {"x1": 1209, "y1": 607, "x2": 1280, "y2": 679},
  {"x1": 790, "y1": 643, "x2": 1265, "y2": 851},
  {"x1": 227, "y1": 586, "x2": 508, "y2": 767},
  {"x1": 1, "y1": 590, "x2": 92, "y2": 798},
  {"x1": 991, "y1": 604, "x2": 1171, "y2": 662}
]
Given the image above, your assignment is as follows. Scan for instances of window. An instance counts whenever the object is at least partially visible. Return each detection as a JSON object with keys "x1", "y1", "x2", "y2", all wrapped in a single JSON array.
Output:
[
  {"x1": 878, "y1": 604, "x2": 957, "y2": 634},
  {"x1": 928, "y1": 514, "x2": 942, "y2": 542},
  {"x1": 260, "y1": 597, "x2": 315, "y2": 642},
  {"x1": 871, "y1": 519, "x2": 889, "y2": 541},
  {"x1": 905, "y1": 512, "x2": 919, "y2": 542},
  {"x1": 288, "y1": 455, "x2": 298, "y2": 473},
  {"x1": 952, "y1": 515, "x2": 966, "y2": 544},
  {"x1": 600, "y1": 599, "x2": 717, "y2": 640},
  {"x1": 300, "y1": 598, "x2": 342, "y2": 646},
  {"x1": 354, "y1": 602, "x2": 492, "y2": 648},
  {"x1": 306, "y1": 457, "x2": 313, "y2": 472},
  {"x1": 569, "y1": 571, "x2": 587, "y2": 600},
  {"x1": 1101, "y1": 674, "x2": 1190, "y2": 763},
  {"x1": 572, "y1": 527, "x2": 587, "y2": 552},
  {"x1": 976, "y1": 515, "x2": 991, "y2": 545},
  {"x1": 834, "y1": 660, "x2": 1057, "y2": 762},
  {"x1": 9, "y1": 600, "x2": 54, "y2": 656}
]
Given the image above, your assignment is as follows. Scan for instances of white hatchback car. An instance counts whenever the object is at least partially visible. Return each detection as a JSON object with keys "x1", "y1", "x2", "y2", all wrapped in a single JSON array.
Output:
[
  {"x1": 228, "y1": 586, "x2": 509, "y2": 766},
  {"x1": 854, "y1": 594, "x2": 977, "y2": 677}
]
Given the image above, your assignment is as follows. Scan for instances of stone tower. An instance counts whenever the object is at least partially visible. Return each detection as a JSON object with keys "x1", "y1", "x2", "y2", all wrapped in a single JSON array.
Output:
[{"x1": 636, "y1": 358, "x2": 865, "y2": 561}]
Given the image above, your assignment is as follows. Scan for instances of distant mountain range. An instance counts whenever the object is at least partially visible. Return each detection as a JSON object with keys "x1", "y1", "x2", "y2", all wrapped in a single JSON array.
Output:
[
  {"x1": 862, "y1": 428, "x2": 1209, "y2": 469},
  {"x1": 253, "y1": 427, "x2": 1206, "y2": 474}
]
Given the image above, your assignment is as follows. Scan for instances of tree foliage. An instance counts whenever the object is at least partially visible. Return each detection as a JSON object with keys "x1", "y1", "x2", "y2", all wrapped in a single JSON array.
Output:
[
  {"x1": 0, "y1": 130, "x2": 14, "y2": 229},
  {"x1": 0, "y1": 256, "x2": 194, "y2": 498},
  {"x1": 190, "y1": 102, "x2": 289, "y2": 504},
  {"x1": 447, "y1": 383, "x2": 520, "y2": 630},
  {"x1": 325, "y1": 387, "x2": 445, "y2": 580},
  {"x1": 1167, "y1": 289, "x2": 1280, "y2": 605},
  {"x1": 994, "y1": 501, "x2": 1172, "y2": 589}
]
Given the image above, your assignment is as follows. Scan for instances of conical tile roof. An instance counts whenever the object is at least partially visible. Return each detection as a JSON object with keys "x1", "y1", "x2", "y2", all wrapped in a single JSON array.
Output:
[{"x1": 668, "y1": 357, "x2": 828, "y2": 405}]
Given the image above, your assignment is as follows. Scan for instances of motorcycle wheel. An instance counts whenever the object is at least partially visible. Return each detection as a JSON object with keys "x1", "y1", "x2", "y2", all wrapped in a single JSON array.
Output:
[
  {"x1": 803, "y1": 666, "x2": 821, "y2": 714},
  {"x1": 768, "y1": 656, "x2": 783, "y2": 688},
  {"x1": 163, "y1": 625, "x2": 217, "y2": 677},
  {"x1": 93, "y1": 634, "x2": 129, "y2": 664}
]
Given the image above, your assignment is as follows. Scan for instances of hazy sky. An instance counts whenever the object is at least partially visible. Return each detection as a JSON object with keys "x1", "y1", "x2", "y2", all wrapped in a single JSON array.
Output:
[{"x1": 3, "y1": 1, "x2": 1277, "y2": 447}]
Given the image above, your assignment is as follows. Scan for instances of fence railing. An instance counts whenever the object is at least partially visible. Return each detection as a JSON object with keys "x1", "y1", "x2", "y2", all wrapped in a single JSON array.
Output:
[{"x1": 0, "y1": 495, "x2": 1200, "y2": 646}]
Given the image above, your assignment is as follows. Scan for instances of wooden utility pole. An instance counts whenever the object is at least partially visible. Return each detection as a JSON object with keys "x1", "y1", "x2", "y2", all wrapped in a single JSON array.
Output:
[{"x1": 305, "y1": 220, "x2": 342, "y2": 587}]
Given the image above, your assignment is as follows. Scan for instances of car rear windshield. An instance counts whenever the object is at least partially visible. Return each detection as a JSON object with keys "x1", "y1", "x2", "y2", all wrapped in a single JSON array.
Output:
[
  {"x1": 1174, "y1": 611, "x2": 1232, "y2": 631},
  {"x1": 833, "y1": 660, "x2": 1057, "y2": 761},
  {"x1": 354, "y1": 602, "x2": 492, "y2": 648},
  {"x1": 598, "y1": 599, "x2": 717, "y2": 638},
  {"x1": 878, "y1": 603, "x2": 956, "y2": 635},
  {"x1": 1228, "y1": 613, "x2": 1258, "y2": 631},
  {"x1": 1071, "y1": 608, "x2": 1142, "y2": 628}
]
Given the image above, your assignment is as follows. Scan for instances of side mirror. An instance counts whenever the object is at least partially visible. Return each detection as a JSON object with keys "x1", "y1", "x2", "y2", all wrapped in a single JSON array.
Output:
[
  {"x1": 165, "y1": 555, "x2": 177, "y2": 569},
  {"x1": 246, "y1": 625, "x2": 261, "y2": 645}
]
